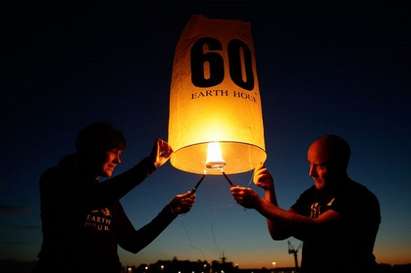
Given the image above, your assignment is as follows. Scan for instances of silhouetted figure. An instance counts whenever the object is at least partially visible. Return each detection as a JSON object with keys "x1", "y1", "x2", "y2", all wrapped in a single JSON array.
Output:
[
  {"x1": 34, "y1": 122, "x2": 195, "y2": 273},
  {"x1": 231, "y1": 135, "x2": 380, "y2": 273}
]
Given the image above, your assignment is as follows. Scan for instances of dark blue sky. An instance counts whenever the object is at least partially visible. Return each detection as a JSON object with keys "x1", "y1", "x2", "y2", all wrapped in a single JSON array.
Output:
[{"x1": 1, "y1": 0, "x2": 410, "y2": 268}]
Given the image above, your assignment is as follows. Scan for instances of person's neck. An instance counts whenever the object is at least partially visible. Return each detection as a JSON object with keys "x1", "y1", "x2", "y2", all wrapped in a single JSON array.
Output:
[
  {"x1": 324, "y1": 173, "x2": 350, "y2": 193},
  {"x1": 77, "y1": 155, "x2": 100, "y2": 180}
]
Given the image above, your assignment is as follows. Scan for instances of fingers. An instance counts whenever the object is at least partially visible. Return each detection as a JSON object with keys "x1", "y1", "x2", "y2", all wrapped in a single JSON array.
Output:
[
  {"x1": 253, "y1": 166, "x2": 269, "y2": 181},
  {"x1": 229, "y1": 186, "x2": 260, "y2": 209},
  {"x1": 171, "y1": 191, "x2": 196, "y2": 215},
  {"x1": 252, "y1": 163, "x2": 265, "y2": 174},
  {"x1": 230, "y1": 186, "x2": 254, "y2": 198},
  {"x1": 254, "y1": 173, "x2": 272, "y2": 184},
  {"x1": 157, "y1": 139, "x2": 173, "y2": 157},
  {"x1": 230, "y1": 185, "x2": 248, "y2": 194},
  {"x1": 229, "y1": 186, "x2": 253, "y2": 199},
  {"x1": 176, "y1": 190, "x2": 195, "y2": 199},
  {"x1": 152, "y1": 138, "x2": 173, "y2": 168},
  {"x1": 252, "y1": 166, "x2": 273, "y2": 189}
]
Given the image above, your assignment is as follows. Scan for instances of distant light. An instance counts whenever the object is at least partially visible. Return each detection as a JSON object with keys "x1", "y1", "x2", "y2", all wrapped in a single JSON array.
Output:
[
  {"x1": 161, "y1": 265, "x2": 164, "y2": 270},
  {"x1": 145, "y1": 266, "x2": 149, "y2": 270},
  {"x1": 203, "y1": 264, "x2": 207, "y2": 268},
  {"x1": 272, "y1": 261, "x2": 277, "y2": 267},
  {"x1": 128, "y1": 267, "x2": 132, "y2": 272}
]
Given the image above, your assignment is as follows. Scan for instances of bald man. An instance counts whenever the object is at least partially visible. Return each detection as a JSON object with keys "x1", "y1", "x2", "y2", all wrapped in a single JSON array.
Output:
[{"x1": 230, "y1": 135, "x2": 380, "y2": 273}]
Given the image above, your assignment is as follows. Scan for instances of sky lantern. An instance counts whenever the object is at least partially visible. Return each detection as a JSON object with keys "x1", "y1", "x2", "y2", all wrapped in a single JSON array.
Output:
[{"x1": 168, "y1": 15, "x2": 266, "y2": 177}]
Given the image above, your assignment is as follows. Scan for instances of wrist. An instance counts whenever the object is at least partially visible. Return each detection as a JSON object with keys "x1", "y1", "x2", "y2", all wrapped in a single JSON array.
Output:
[
  {"x1": 167, "y1": 203, "x2": 178, "y2": 217},
  {"x1": 144, "y1": 156, "x2": 157, "y2": 173},
  {"x1": 159, "y1": 204, "x2": 178, "y2": 221},
  {"x1": 263, "y1": 186, "x2": 273, "y2": 192},
  {"x1": 263, "y1": 185, "x2": 275, "y2": 195},
  {"x1": 255, "y1": 198, "x2": 264, "y2": 211}
]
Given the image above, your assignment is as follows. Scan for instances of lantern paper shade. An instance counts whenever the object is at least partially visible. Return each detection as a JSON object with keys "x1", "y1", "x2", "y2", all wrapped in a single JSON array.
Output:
[{"x1": 168, "y1": 15, "x2": 266, "y2": 175}]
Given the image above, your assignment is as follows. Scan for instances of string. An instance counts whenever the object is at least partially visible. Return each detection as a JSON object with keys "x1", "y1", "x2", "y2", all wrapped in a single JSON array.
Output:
[
  {"x1": 179, "y1": 175, "x2": 208, "y2": 261},
  {"x1": 210, "y1": 206, "x2": 224, "y2": 260},
  {"x1": 247, "y1": 169, "x2": 254, "y2": 186},
  {"x1": 180, "y1": 218, "x2": 207, "y2": 260}
]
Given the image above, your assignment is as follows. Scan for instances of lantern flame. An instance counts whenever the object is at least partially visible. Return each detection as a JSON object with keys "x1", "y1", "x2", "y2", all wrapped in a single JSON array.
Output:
[{"x1": 205, "y1": 142, "x2": 226, "y2": 170}]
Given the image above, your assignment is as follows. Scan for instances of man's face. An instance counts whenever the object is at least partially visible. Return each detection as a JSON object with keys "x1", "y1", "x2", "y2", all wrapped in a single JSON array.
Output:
[
  {"x1": 100, "y1": 148, "x2": 123, "y2": 177},
  {"x1": 307, "y1": 140, "x2": 338, "y2": 190}
]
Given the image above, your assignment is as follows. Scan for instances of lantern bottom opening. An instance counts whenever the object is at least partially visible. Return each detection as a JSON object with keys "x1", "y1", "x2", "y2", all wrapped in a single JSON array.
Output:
[{"x1": 170, "y1": 141, "x2": 266, "y2": 175}]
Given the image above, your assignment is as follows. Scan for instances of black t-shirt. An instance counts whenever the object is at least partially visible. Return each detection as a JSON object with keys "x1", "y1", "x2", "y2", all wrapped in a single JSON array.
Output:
[
  {"x1": 78, "y1": 203, "x2": 124, "y2": 272},
  {"x1": 291, "y1": 179, "x2": 381, "y2": 273},
  {"x1": 34, "y1": 154, "x2": 175, "y2": 273}
]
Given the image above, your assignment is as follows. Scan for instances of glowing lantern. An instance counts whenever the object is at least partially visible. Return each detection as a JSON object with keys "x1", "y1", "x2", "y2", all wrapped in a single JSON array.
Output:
[{"x1": 168, "y1": 15, "x2": 266, "y2": 175}]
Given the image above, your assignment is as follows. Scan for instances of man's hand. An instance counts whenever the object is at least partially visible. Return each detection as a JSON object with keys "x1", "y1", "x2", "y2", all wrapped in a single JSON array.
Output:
[
  {"x1": 230, "y1": 186, "x2": 261, "y2": 209},
  {"x1": 169, "y1": 191, "x2": 196, "y2": 215},
  {"x1": 150, "y1": 138, "x2": 173, "y2": 168},
  {"x1": 253, "y1": 165, "x2": 274, "y2": 191}
]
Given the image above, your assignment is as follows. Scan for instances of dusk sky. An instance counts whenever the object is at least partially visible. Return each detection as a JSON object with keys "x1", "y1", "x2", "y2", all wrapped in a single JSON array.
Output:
[{"x1": 1, "y1": 0, "x2": 410, "y2": 269}]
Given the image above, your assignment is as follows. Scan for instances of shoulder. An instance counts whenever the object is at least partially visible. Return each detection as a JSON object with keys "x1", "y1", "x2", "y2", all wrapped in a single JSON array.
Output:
[
  {"x1": 112, "y1": 202, "x2": 127, "y2": 216},
  {"x1": 338, "y1": 180, "x2": 381, "y2": 221},
  {"x1": 40, "y1": 166, "x2": 61, "y2": 186},
  {"x1": 298, "y1": 186, "x2": 317, "y2": 199},
  {"x1": 113, "y1": 201, "x2": 124, "y2": 210},
  {"x1": 291, "y1": 186, "x2": 317, "y2": 211},
  {"x1": 344, "y1": 180, "x2": 379, "y2": 203},
  {"x1": 39, "y1": 155, "x2": 78, "y2": 187}
]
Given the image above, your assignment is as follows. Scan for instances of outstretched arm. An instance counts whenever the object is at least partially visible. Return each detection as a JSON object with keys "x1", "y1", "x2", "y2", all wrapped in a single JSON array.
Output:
[
  {"x1": 230, "y1": 166, "x2": 341, "y2": 241},
  {"x1": 83, "y1": 139, "x2": 173, "y2": 208},
  {"x1": 252, "y1": 166, "x2": 291, "y2": 240},
  {"x1": 118, "y1": 191, "x2": 195, "y2": 253},
  {"x1": 256, "y1": 192, "x2": 340, "y2": 240}
]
